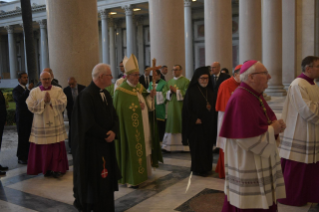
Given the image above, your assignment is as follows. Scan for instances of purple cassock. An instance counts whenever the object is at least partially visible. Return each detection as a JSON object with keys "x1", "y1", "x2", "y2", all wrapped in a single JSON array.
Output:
[
  {"x1": 278, "y1": 73, "x2": 319, "y2": 206},
  {"x1": 27, "y1": 85, "x2": 69, "y2": 175},
  {"x1": 219, "y1": 82, "x2": 279, "y2": 211}
]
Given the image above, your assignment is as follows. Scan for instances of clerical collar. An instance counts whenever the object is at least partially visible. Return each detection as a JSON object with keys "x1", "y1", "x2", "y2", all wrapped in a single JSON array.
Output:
[
  {"x1": 298, "y1": 73, "x2": 315, "y2": 85},
  {"x1": 39, "y1": 85, "x2": 52, "y2": 91},
  {"x1": 19, "y1": 83, "x2": 26, "y2": 90},
  {"x1": 127, "y1": 80, "x2": 137, "y2": 88},
  {"x1": 174, "y1": 75, "x2": 183, "y2": 80}
]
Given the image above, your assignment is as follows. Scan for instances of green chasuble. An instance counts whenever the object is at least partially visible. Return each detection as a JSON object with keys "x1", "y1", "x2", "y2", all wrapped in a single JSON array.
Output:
[
  {"x1": 163, "y1": 76, "x2": 190, "y2": 133},
  {"x1": 114, "y1": 81, "x2": 162, "y2": 185},
  {"x1": 105, "y1": 83, "x2": 114, "y2": 98},
  {"x1": 148, "y1": 79, "x2": 167, "y2": 121}
]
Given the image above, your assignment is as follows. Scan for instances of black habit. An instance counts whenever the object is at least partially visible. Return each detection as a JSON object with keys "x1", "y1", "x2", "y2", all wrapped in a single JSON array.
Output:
[
  {"x1": 72, "y1": 81, "x2": 121, "y2": 212},
  {"x1": 0, "y1": 89, "x2": 7, "y2": 151},
  {"x1": 12, "y1": 85, "x2": 33, "y2": 161},
  {"x1": 211, "y1": 72, "x2": 230, "y2": 146},
  {"x1": 182, "y1": 67, "x2": 214, "y2": 174},
  {"x1": 63, "y1": 84, "x2": 86, "y2": 149}
]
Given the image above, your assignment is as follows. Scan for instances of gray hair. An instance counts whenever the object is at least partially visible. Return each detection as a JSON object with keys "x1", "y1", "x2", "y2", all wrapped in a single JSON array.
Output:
[
  {"x1": 240, "y1": 61, "x2": 261, "y2": 82},
  {"x1": 92, "y1": 63, "x2": 111, "y2": 80}
]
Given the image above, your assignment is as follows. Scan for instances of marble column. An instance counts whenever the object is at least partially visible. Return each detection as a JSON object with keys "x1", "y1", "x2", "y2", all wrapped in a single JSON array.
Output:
[
  {"x1": 116, "y1": 21, "x2": 123, "y2": 72},
  {"x1": 5, "y1": 25, "x2": 18, "y2": 79},
  {"x1": 38, "y1": 19, "x2": 49, "y2": 70},
  {"x1": 301, "y1": 0, "x2": 317, "y2": 58},
  {"x1": 122, "y1": 5, "x2": 135, "y2": 56},
  {"x1": 282, "y1": 0, "x2": 297, "y2": 90},
  {"x1": 46, "y1": 0, "x2": 99, "y2": 87},
  {"x1": 263, "y1": 0, "x2": 286, "y2": 96},
  {"x1": 149, "y1": 0, "x2": 185, "y2": 80},
  {"x1": 239, "y1": 0, "x2": 262, "y2": 63},
  {"x1": 99, "y1": 10, "x2": 109, "y2": 64},
  {"x1": 109, "y1": 16, "x2": 116, "y2": 81},
  {"x1": 204, "y1": 0, "x2": 232, "y2": 71},
  {"x1": 136, "y1": 16, "x2": 144, "y2": 75},
  {"x1": 184, "y1": 0, "x2": 193, "y2": 79}
]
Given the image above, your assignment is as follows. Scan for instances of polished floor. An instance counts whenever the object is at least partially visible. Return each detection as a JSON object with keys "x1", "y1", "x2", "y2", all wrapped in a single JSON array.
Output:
[{"x1": 0, "y1": 128, "x2": 318, "y2": 212}]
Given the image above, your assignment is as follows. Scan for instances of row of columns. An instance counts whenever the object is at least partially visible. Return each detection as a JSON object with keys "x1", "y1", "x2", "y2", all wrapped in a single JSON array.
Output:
[{"x1": 4, "y1": 20, "x2": 49, "y2": 79}]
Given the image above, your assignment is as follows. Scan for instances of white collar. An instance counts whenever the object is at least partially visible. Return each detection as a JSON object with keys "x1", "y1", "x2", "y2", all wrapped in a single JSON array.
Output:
[
  {"x1": 173, "y1": 75, "x2": 183, "y2": 80},
  {"x1": 127, "y1": 80, "x2": 137, "y2": 88},
  {"x1": 213, "y1": 71, "x2": 221, "y2": 78},
  {"x1": 19, "y1": 83, "x2": 26, "y2": 90}
]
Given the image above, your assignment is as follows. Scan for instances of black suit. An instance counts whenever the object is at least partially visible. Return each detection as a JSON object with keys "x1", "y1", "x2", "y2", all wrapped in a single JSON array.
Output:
[
  {"x1": 139, "y1": 75, "x2": 152, "y2": 89},
  {"x1": 160, "y1": 73, "x2": 166, "y2": 81},
  {"x1": 63, "y1": 84, "x2": 86, "y2": 149},
  {"x1": 0, "y1": 90, "x2": 7, "y2": 152},
  {"x1": 12, "y1": 85, "x2": 33, "y2": 161},
  {"x1": 117, "y1": 73, "x2": 125, "y2": 79},
  {"x1": 211, "y1": 73, "x2": 230, "y2": 146}
]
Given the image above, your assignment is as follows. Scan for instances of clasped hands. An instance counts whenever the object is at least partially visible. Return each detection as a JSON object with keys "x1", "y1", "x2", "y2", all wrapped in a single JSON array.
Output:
[
  {"x1": 44, "y1": 92, "x2": 51, "y2": 103},
  {"x1": 271, "y1": 119, "x2": 286, "y2": 134},
  {"x1": 169, "y1": 86, "x2": 177, "y2": 93}
]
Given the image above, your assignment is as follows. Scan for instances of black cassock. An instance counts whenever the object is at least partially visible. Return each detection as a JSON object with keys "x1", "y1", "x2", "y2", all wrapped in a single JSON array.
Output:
[
  {"x1": 182, "y1": 67, "x2": 214, "y2": 174},
  {"x1": 72, "y1": 81, "x2": 121, "y2": 212}
]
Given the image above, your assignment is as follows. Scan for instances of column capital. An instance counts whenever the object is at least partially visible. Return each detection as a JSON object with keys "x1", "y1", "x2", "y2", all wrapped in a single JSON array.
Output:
[
  {"x1": 122, "y1": 5, "x2": 133, "y2": 16},
  {"x1": 37, "y1": 19, "x2": 47, "y2": 29},
  {"x1": 99, "y1": 9, "x2": 108, "y2": 20},
  {"x1": 184, "y1": 0, "x2": 192, "y2": 7},
  {"x1": 5, "y1": 25, "x2": 14, "y2": 34}
]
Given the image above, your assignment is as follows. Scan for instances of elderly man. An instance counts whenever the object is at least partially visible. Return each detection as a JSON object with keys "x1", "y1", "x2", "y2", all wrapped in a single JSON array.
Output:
[
  {"x1": 26, "y1": 71, "x2": 69, "y2": 178},
  {"x1": 210, "y1": 62, "x2": 230, "y2": 152},
  {"x1": 12, "y1": 72, "x2": 34, "y2": 164},
  {"x1": 114, "y1": 54, "x2": 162, "y2": 187},
  {"x1": 63, "y1": 77, "x2": 85, "y2": 153},
  {"x1": 72, "y1": 64, "x2": 121, "y2": 212},
  {"x1": 139, "y1": 66, "x2": 152, "y2": 89},
  {"x1": 0, "y1": 76, "x2": 8, "y2": 175},
  {"x1": 220, "y1": 60, "x2": 286, "y2": 211},
  {"x1": 278, "y1": 56, "x2": 319, "y2": 206},
  {"x1": 215, "y1": 64, "x2": 241, "y2": 178},
  {"x1": 36, "y1": 68, "x2": 61, "y2": 88},
  {"x1": 162, "y1": 65, "x2": 190, "y2": 152}
]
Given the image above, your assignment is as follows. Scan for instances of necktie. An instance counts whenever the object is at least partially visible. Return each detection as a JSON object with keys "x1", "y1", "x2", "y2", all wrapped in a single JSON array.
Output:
[
  {"x1": 100, "y1": 90, "x2": 108, "y2": 105},
  {"x1": 214, "y1": 76, "x2": 217, "y2": 82}
]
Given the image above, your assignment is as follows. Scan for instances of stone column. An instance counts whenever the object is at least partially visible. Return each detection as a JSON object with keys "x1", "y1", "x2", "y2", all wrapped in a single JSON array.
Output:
[
  {"x1": 136, "y1": 16, "x2": 144, "y2": 75},
  {"x1": 184, "y1": 0, "x2": 193, "y2": 79},
  {"x1": 263, "y1": 0, "x2": 286, "y2": 96},
  {"x1": 239, "y1": 0, "x2": 262, "y2": 63},
  {"x1": 149, "y1": 0, "x2": 185, "y2": 80},
  {"x1": 122, "y1": 5, "x2": 135, "y2": 56},
  {"x1": 38, "y1": 19, "x2": 49, "y2": 70},
  {"x1": 301, "y1": 0, "x2": 317, "y2": 58},
  {"x1": 99, "y1": 10, "x2": 109, "y2": 64},
  {"x1": 46, "y1": 0, "x2": 99, "y2": 87},
  {"x1": 204, "y1": 0, "x2": 232, "y2": 70},
  {"x1": 5, "y1": 25, "x2": 18, "y2": 79},
  {"x1": 116, "y1": 21, "x2": 123, "y2": 74},
  {"x1": 282, "y1": 0, "x2": 297, "y2": 90},
  {"x1": 109, "y1": 16, "x2": 116, "y2": 81}
]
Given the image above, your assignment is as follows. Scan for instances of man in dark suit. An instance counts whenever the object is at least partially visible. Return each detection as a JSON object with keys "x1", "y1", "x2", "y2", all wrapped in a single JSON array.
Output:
[
  {"x1": 63, "y1": 77, "x2": 85, "y2": 153},
  {"x1": 160, "y1": 65, "x2": 168, "y2": 81},
  {"x1": 0, "y1": 76, "x2": 8, "y2": 175},
  {"x1": 139, "y1": 66, "x2": 152, "y2": 89},
  {"x1": 12, "y1": 72, "x2": 34, "y2": 164},
  {"x1": 210, "y1": 62, "x2": 230, "y2": 150},
  {"x1": 117, "y1": 61, "x2": 125, "y2": 79}
]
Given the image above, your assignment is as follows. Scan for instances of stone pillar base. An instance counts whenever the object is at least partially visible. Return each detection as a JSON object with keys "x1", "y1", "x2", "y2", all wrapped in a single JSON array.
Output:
[
  {"x1": 283, "y1": 83, "x2": 290, "y2": 91},
  {"x1": 265, "y1": 85, "x2": 287, "y2": 96},
  {"x1": 263, "y1": 93, "x2": 271, "y2": 101}
]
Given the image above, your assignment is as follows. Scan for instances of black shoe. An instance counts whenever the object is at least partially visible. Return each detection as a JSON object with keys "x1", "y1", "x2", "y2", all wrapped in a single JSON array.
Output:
[
  {"x1": 68, "y1": 150, "x2": 72, "y2": 154},
  {"x1": 51, "y1": 171, "x2": 62, "y2": 178},
  {"x1": 0, "y1": 165, "x2": 8, "y2": 171},
  {"x1": 18, "y1": 160, "x2": 28, "y2": 165},
  {"x1": 0, "y1": 170, "x2": 6, "y2": 175},
  {"x1": 212, "y1": 148, "x2": 220, "y2": 154},
  {"x1": 44, "y1": 170, "x2": 52, "y2": 177}
]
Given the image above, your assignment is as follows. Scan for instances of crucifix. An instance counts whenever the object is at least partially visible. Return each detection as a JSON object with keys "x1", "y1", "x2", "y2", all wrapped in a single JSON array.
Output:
[
  {"x1": 148, "y1": 58, "x2": 162, "y2": 93},
  {"x1": 46, "y1": 121, "x2": 53, "y2": 127}
]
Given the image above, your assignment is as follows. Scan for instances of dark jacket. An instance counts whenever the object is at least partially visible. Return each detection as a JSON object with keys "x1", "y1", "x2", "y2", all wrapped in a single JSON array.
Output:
[
  {"x1": 63, "y1": 84, "x2": 86, "y2": 120},
  {"x1": 0, "y1": 90, "x2": 7, "y2": 122},
  {"x1": 139, "y1": 75, "x2": 152, "y2": 89},
  {"x1": 12, "y1": 85, "x2": 33, "y2": 126}
]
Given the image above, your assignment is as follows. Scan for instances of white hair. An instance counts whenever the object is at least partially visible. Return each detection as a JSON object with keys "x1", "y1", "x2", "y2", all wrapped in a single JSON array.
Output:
[
  {"x1": 240, "y1": 61, "x2": 261, "y2": 82},
  {"x1": 92, "y1": 63, "x2": 111, "y2": 80}
]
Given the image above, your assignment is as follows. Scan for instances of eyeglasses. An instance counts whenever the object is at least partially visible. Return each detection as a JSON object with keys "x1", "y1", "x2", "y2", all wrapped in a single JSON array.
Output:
[
  {"x1": 199, "y1": 77, "x2": 209, "y2": 80},
  {"x1": 119, "y1": 66, "x2": 124, "y2": 68},
  {"x1": 309, "y1": 65, "x2": 319, "y2": 68},
  {"x1": 41, "y1": 78, "x2": 51, "y2": 81},
  {"x1": 104, "y1": 74, "x2": 113, "y2": 77},
  {"x1": 172, "y1": 69, "x2": 180, "y2": 71},
  {"x1": 251, "y1": 71, "x2": 269, "y2": 76}
]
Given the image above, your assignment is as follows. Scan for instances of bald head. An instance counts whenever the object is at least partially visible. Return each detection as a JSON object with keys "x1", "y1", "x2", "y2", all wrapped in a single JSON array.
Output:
[
  {"x1": 211, "y1": 62, "x2": 220, "y2": 75},
  {"x1": 40, "y1": 71, "x2": 52, "y2": 88},
  {"x1": 68, "y1": 77, "x2": 77, "y2": 88},
  {"x1": 43, "y1": 68, "x2": 54, "y2": 78}
]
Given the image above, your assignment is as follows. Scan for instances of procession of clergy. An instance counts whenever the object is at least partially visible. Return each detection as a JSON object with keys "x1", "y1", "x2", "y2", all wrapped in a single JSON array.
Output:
[{"x1": 14, "y1": 52, "x2": 319, "y2": 211}]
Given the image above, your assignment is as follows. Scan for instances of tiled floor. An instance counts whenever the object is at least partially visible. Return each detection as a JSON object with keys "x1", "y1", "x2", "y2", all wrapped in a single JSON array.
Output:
[{"x1": 0, "y1": 129, "x2": 318, "y2": 212}]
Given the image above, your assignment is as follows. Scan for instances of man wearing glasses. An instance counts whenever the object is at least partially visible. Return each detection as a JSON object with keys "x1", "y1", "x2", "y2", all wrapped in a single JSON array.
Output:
[{"x1": 117, "y1": 61, "x2": 125, "y2": 79}]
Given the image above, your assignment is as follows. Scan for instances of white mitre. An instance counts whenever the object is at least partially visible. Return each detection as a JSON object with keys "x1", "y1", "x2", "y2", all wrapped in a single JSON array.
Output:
[{"x1": 123, "y1": 54, "x2": 139, "y2": 74}]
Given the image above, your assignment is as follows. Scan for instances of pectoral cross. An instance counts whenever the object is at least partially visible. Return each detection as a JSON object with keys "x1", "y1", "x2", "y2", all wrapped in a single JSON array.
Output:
[{"x1": 46, "y1": 121, "x2": 53, "y2": 127}]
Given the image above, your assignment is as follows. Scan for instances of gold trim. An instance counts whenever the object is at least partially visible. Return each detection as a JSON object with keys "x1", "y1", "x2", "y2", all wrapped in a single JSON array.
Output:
[{"x1": 117, "y1": 87, "x2": 137, "y2": 96}]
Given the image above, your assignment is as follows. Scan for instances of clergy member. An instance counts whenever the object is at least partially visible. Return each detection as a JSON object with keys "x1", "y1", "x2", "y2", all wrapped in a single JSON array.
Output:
[
  {"x1": 148, "y1": 69, "x2": 167, "y2": 142},
  {"x1": 162, "y1": 65, "x2": 190, "y2": 152},
  {"x1": 278, "y1": 56, "x2": 319, "y2": 206},
  {"x1": 215, "y1": 64, "x2": 241, "y2": 178},
  {"x1": 182, "y1": 66, "x2": 214, "y2": 176},
  {"x1": 26, "y1": 71, "x2": 69, "y2": 178},
  {"x1": 72, "y1": 64, "x2": 121, "y2": 212},
  {"x1": 114, "y1": 54, "x2": 162, "y2": 187},
  {"x1": 220, "y1": 60, "x2": 286, "y2": 211},
  {"x1": 12, "y1": 72, "x2": 34, "y2": 164}
]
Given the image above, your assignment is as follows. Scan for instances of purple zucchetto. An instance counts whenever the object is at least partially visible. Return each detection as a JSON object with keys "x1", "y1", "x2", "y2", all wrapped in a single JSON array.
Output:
[{"x1": 240, "y1": 60, "x2": 258, "y2": 74}]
